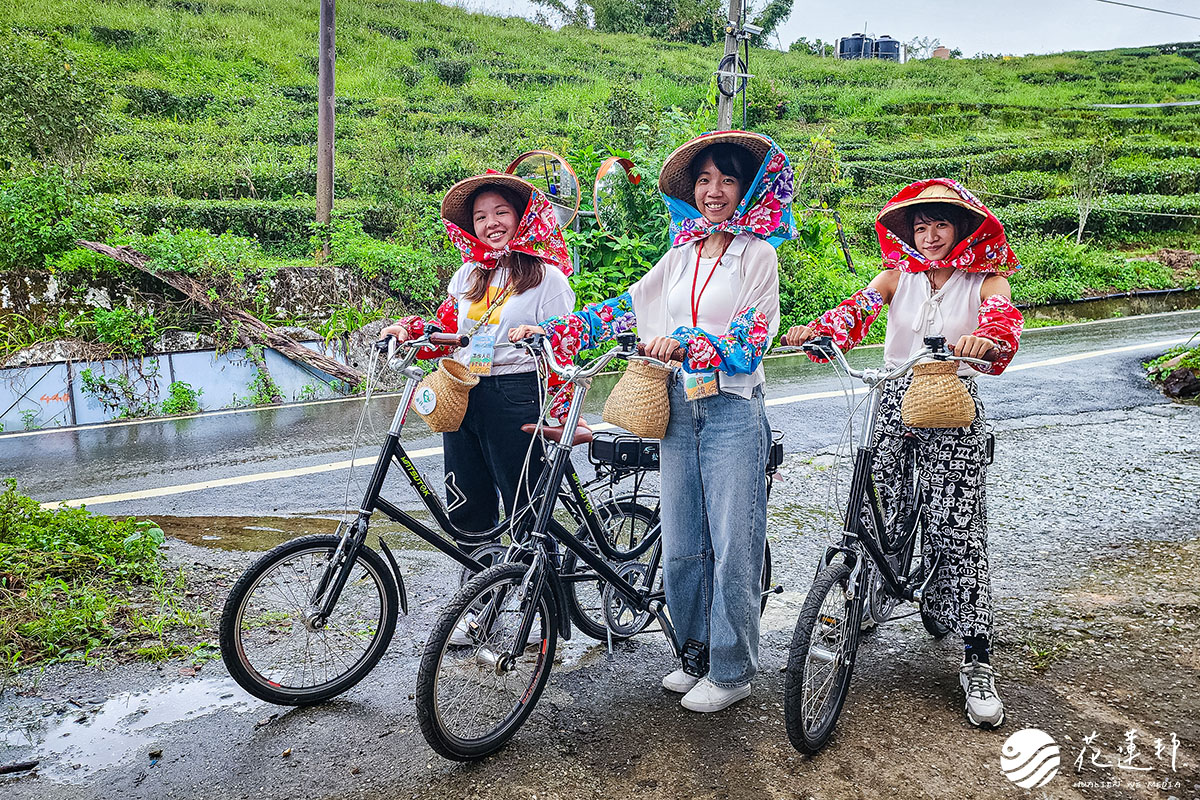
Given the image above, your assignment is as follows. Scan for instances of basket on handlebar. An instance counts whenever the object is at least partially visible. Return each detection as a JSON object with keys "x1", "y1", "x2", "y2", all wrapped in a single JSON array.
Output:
[
  {"x1": 414, "y1": 358, "x2": 479, "y2": 433},
  {"x1": 901, "y1": 360, "x2": 976, "y2": 429},
  {"x1": 602, "y1": 360, "x2": 672, "y2": 439}
]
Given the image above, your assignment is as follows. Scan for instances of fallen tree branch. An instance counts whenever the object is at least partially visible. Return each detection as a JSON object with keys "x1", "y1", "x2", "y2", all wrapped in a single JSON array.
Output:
[{"x1": 76, "y1": 241, "x2": 363, "y2": 389}]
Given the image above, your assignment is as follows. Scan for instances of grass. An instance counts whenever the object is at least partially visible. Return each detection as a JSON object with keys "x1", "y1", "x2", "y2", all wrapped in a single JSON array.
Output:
[{"x1": 0, "y1": 478, "x2": 201, "y2": 671}]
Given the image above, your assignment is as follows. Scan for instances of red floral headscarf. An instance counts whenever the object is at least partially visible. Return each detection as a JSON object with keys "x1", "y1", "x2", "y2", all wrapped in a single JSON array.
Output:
[
  {"x1": 877, "y1": 178, "x2": 1020, "y2": 277},
  {"x1": 443, "y1": 184, "x2": 573, "y2": 277}
]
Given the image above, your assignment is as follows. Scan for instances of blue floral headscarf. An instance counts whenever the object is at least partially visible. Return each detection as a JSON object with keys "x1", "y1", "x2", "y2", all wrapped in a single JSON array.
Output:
[{"x1": 663, "y1": 132, "x2": 797, "y2": 249}]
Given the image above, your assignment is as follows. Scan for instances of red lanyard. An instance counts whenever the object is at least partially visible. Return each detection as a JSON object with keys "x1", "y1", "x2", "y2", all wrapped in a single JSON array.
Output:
[{"x1": 690, "y1": 238, "x2": 733, "y2": 327}]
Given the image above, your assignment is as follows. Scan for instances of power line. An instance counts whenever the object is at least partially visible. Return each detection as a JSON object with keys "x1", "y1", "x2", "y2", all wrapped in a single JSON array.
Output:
[{"x1": 1091, "y1": 0, "x2": 1200, "y2": 22}]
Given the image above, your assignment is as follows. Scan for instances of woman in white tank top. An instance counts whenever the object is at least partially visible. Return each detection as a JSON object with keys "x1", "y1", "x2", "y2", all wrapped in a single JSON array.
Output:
[{"x1": 783, "y1": 179, "x2": 1024, "y2": 730}]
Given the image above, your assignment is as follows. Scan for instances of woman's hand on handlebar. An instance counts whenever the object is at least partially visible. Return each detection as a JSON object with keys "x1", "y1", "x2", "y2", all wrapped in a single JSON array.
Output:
[
  {"x1": 508, "y1": 324, "x2": 547, "y2": 342},
  {"x1": 782, "y1": 325, "x2": 816, "y2": 348},
  {"x1": 378, "y1": 323, "x2": 411, "y2": 344},
  {"x1": 950, "y1": 334, "x2": 996, "y2": 361},
  {"x1": 643, "y1": 336, "x2": 684, "y2": 363}
]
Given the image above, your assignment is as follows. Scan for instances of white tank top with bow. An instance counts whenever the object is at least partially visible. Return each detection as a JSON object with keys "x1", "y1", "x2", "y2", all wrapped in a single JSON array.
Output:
[{"x1": 884, "y1": 270, "x2": 986, "y2": 377}]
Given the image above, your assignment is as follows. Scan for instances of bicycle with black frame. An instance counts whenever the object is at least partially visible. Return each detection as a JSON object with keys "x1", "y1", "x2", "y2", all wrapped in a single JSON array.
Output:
[
  {"x1": 779, "y1": 334, "x2": 996, "y2": 754},
  {"x1": 414, "y1": 332, "x2": 786, "y2": 760},
  {"x1": 218, "y1": 328, "x2": 658, "y2": 706}
]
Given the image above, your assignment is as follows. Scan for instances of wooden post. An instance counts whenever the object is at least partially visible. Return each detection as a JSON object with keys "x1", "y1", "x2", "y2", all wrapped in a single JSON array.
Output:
[
  {"x1": 316, "y1": 0, "x2": 335, "y2": 255},
  {"x1": 716, "y1": 0, "x2": 743, "y2": 131}
]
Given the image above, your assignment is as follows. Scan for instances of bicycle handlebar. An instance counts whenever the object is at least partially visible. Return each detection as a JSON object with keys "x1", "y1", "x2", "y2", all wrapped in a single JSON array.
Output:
[
  {"x1": 636, "y1": 342, "x2": 686, "y2": 363},
  {"x1": 502, "y1": 334, "x2": 675, "y2": 380},
  {"x1": 795, "y1": 336, "x2": 996, "y2": 383}
]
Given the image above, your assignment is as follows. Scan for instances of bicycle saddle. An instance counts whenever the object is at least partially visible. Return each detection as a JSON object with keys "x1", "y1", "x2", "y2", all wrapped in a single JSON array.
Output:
[{"x1": 521, "y1": 423, "x2": 594, "y2": 446}]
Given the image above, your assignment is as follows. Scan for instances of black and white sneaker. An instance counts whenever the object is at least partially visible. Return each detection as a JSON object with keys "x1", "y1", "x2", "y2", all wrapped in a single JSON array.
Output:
[{"x1": 959, "y1": 656, "x2": 1005, "y2": 728}]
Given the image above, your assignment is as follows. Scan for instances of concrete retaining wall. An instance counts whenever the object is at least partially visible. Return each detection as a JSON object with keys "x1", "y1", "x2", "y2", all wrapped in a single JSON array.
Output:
[{"x1": 0, "y1": 342, "x2": 345, "y2": 432}]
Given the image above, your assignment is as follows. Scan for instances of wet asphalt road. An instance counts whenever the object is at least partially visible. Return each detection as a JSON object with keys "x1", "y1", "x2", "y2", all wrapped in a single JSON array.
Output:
[
  {"x1": 4, "y1": 309, "x2": 1199, "y2": 518},
  {"x1": 2, "y1": 311, "x2": 1199, "y2": 800}
]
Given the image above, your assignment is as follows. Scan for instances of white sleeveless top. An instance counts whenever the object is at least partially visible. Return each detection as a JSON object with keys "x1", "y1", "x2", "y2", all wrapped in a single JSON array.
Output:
[{"x1": 884, "y1": 270, "x2": 986, "y2": 377}]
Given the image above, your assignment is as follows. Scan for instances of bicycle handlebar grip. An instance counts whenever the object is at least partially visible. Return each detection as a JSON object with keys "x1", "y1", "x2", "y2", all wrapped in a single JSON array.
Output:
[
  {"x1": 429, "y1": 332, "x2": 469, "y2": 348},
  {"x1": 373, "y1": 338, "x2": 392, "y2": 353},
  {"x1": 801, "y1": 335, "x2": 834, "y2": 354},
  {"x1": 636, "y1": 343, "x2": 686, "y2": 362}
]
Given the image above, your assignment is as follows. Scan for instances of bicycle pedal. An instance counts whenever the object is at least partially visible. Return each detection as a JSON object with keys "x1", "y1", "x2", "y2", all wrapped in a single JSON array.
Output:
[{"x1": 681, "y1": 638, "x2": 709, "y2": 678}]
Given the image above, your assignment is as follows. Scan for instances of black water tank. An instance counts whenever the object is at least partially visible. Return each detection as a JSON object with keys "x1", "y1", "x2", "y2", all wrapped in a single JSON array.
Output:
[
  {"x1": 837, "y1": 33, "x2": 873, "y2": 60},
  {"x1": 874, "y1": 35, "x2": 902, "y2": 61}
]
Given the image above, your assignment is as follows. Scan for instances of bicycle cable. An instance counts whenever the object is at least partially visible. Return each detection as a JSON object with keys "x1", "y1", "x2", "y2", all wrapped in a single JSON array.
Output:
[{"x1": 340, "y1": 346, "x2": 382, "y2": 522}]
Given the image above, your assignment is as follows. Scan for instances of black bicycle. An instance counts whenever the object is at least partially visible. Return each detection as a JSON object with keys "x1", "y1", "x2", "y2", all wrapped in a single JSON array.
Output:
[
  {"x1": 781, "y1": 335, "x2": 995, "y2": 754},
  {"x1": 414, "y1": 333, "x2": 782, "y2": 760},
  {"x1": 566, "y1": 429, "x2": 784, "y2": 640},
  {"x1": 218, "y1": 330, "x2": 657, "y2": 705}
]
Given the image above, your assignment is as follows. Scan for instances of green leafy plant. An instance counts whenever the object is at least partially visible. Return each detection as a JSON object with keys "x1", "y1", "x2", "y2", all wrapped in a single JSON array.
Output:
[
  {"x1": 161, "y1": 381, "x2": 202, "y2": 414},
  {"x1": 0, "y1": 171, "x2": 112, "y2": 271},
  {"x1": 93, "y1": 307, "x2": 160, "y2": 355},
  {"x1": 0, "y1": 32, "x2": 108, "y2": 168},
  {"x1": 0, "y1": 478, "x2": 189, "y2": 669}
]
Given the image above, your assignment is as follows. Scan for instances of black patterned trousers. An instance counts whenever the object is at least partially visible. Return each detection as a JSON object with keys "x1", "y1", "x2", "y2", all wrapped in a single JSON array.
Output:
[{"x1": 869, "y1": 375, "x2": 993, "y2": 640}]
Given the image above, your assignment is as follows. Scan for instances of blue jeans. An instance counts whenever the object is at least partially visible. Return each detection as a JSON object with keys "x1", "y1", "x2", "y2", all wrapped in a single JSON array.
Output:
[{"x1": 658, "y1": 373, "x2": 770, "y2": 688}]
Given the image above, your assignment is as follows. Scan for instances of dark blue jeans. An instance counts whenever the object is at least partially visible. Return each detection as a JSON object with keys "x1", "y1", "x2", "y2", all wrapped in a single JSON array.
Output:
[{"x1": 442, "y1": 371, "x2": 544, "y2": 535}]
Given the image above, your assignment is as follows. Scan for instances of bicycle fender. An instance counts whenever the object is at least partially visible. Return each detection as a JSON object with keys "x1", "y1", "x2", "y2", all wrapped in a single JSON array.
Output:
[
  {"x1": 544, "y1": 568, "x2": 572, "y2": 642},
  {"x1": 377, "y1": 536, "x2": 408, "y2": 616}
]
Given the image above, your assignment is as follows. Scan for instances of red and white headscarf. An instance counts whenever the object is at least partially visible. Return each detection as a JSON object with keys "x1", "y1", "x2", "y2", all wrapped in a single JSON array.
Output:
[
  {"x1": 877, "y1": 178, "x2": 1020, "y2": 277},
  {"x1": 443, "y1": 184, "x2": 573, "y2": 276}
]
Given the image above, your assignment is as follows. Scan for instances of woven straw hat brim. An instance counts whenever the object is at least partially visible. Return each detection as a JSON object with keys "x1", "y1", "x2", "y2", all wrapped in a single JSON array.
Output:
[
  {"x1": 657, "y1": 131, "x2": 773, "y2": 204},
  {"x1": 441, "y1": 174, "x2": 536, "y2": 233},
  {"x1": 877, "y1": 187, "x2": 987, "y2": 244}
]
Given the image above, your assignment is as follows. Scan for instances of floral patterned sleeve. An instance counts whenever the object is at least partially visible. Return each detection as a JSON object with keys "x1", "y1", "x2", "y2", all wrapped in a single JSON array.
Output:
[
  {"x1": 805, "y1": 288, "x2": 885, "y2": 358},
  {"x1": 397, "y1": 296, "x2": 460, "y2": 360},
  {"x1": 667, "y1": 307, "x2": 771, "y2": 375},
  {"x1": 540, "y1": 293, "x2": 638, "y2": 422},
  {"x1": 970, "y1": 295, "x2": 1023, "y2": 375}
]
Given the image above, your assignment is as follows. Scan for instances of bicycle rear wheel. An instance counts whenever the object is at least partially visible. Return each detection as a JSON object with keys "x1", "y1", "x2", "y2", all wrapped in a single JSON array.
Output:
[
  {"x1": 415, "y1": 562, "x2": 557, "y2": 761},
  {"x1": 220, "y1": 534, "x2": 398, "y2": 705},
  {"x1": 784, "y1": 562, "x2": 859, "y2": 754},
  {"x1": 563, "y1": 500, "x2": 657, "y2": 641}
]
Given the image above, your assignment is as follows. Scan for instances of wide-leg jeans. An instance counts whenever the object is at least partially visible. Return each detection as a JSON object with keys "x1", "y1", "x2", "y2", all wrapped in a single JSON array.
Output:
[{"x1": 658, "y1": 372, "x2": 770, "y2": 688}]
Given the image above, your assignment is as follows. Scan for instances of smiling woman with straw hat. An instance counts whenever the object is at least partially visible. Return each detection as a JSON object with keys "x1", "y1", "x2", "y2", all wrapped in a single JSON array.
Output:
[
  {"x1": 783, "y1": 177, "x2": 1025, "y2": 729},
  {"x1": 379, "y1": 174, "x2": 574, "y2": 535},
  {"x1": 512, "y1": 130, "x2": 797, "y2": 713}
]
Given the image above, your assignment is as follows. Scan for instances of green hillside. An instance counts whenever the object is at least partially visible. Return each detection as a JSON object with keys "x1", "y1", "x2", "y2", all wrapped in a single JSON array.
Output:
[{"x1": 3, "y1": 0, "x2": 1200, "y2": 356}]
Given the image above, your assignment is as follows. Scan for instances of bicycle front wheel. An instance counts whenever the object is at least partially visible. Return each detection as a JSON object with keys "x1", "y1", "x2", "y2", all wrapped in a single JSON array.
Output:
[
  {"x1": 784, "y1": 562, "x2": 859, "y2": 754},
  {"x1": 219, "y1": 534, "x2": 398, "y2": 705},
  {"x1": 416, "y1": 562, "x2": 558, "y2": 761}
]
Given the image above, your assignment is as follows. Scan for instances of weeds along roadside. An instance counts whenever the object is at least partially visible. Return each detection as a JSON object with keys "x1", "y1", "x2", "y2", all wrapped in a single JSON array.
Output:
[{"x1": 0, "y1": 479, "x2": 213, "y2": 677}]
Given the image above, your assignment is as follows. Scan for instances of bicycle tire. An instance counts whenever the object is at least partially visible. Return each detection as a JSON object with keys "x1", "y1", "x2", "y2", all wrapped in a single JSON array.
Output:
[
  {"x1": 220, "y1": 534, "x2": 398, "y2": 705},
  {"x1": 563, "y1": 500, "x2": 657, "y2": 641},
  {"x1": 415, "y1": 562, "x2": 557, "y2": 761},
  {"x1": 784, "y1": 561, "x2": 858, "y2": 754}
]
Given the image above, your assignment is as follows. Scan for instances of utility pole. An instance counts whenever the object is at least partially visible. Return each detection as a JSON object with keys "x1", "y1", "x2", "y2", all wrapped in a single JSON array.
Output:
[
  {"x1": 716, "y1": 0, "x2": 743, "y2": 131},
  {"x1": 316, "y1": 0, "x2": 335, "y2": 255}
]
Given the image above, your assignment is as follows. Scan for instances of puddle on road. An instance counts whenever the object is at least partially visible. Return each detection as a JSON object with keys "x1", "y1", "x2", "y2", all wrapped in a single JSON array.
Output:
[
  {"x1": 155, "y1": 514, "x2": 445, "y2": 553},
  {"x1": 9, "y1": 679, "x2": 263, "y2": 783}
]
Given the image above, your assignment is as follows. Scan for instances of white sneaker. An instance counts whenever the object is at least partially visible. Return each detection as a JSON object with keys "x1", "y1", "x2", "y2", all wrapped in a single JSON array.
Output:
[
  {"x1": 662, "y1": 668, "x2": 702, "y2": 694},
  {"x1": 448, "y1": 612, "x2": 542, "y2": 647},
  {"x1": 680, "y1": 677, "x2": 751, "y2": 712},
  {"x1": 960, "y1": 657, "x2": 1005, "y2": 728}
]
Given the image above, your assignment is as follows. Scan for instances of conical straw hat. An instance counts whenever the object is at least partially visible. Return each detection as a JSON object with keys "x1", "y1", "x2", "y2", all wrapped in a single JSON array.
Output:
[
  {"x1": 877, "y1": 183, "x2": 986, "y2": 245},
  {"x1": 441, "y1": 174, "x2": 536, "y2": 233},
  {"x1": 657, "y1": 131, "x2": 772, "y2": 204}
]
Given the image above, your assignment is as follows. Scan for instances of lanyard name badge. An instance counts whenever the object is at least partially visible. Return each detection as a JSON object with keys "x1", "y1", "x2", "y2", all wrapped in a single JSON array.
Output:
[
  {"x1": 467, "y1": 285, "x2": 512, "y2": 376},
  {"x1": 684, "y1": 239, "x2": 731, "y2": 402}
]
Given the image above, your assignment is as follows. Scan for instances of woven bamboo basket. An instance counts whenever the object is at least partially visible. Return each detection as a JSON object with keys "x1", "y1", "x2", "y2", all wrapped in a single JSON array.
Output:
[
  {"x1": 413, "y1": 359, "x2": 479, "y2": 433},
  {"x1": 602, "y1": 360, "x2": 672, "y2": 439},
  {"x1": 900, "y1": 360, "x2": 976, "y2": 429}
]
